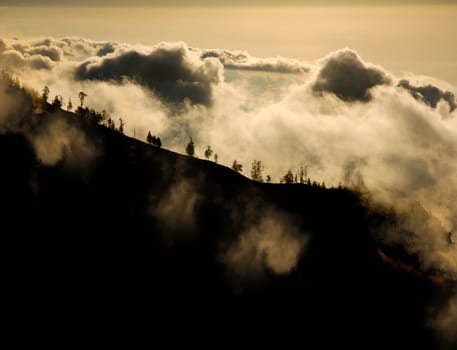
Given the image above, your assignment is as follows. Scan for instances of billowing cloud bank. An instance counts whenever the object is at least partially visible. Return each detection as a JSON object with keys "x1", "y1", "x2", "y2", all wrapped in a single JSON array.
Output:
[
  {"x1": 1, "y1": 36, "x2": 456, "y2": 340},
  {"x1": 75, "y1": 43, "x2": 223, "y2": 106}
]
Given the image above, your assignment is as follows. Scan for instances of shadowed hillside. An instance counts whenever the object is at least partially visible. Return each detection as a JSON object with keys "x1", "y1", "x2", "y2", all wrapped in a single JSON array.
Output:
[{"x1": 1, "y1": 105, "x2": 455, "y2": 347}]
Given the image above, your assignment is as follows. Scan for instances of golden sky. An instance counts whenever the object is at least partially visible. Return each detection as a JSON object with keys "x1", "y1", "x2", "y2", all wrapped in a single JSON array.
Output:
[
  {"x1": 1, "y1": 0, "x2": 457, "y2": 5},
  {"x1": 0, "y1": 5, "x2": 456, "y2": 84}
]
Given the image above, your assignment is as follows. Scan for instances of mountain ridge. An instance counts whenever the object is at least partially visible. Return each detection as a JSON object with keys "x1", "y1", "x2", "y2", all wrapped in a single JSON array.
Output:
[{"x1": 1, "y1": 104, "x2": 454, "y2": 348}]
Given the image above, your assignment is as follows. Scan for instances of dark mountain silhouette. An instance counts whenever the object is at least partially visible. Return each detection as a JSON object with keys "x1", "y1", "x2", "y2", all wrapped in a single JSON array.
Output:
[{"x1": 1, "y1": 106, "x2": 454, "y2": 348}]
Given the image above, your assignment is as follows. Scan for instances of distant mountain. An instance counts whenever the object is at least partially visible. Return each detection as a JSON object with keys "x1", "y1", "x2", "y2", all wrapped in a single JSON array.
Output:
[{"x1": 1, "y1": 101, "x2": 454, "y2": 347}]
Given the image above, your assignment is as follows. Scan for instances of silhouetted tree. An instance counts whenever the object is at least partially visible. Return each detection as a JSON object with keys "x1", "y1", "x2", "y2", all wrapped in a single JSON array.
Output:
[
  {"x1": 299, "y1": 166, "x2": 306, "y2": 184},
  {"x1": 186, "y1": 137, "x2": 195, "y2": 157},
  {"x1": 52, "y1": 95, "x2": 63, "y2": 109},
  {"x1": 232, "y1": 160, "x2": 243, "y2": 173},
  {"x1": 204, "y1": 145, "x2": 213, "y2": 160},
  {"x1": 67, "y1": 97, "x2": 73, "y2": 112},
  {"x1": 101, "y1": 109, "x2": 109, "y2": 124},
  {"x1": 148, "y1": 133, "x2": 162, "y2": 147},
  {"x1": 42, "y1": 85, "x2": 50, "y2": 103},
  {"x1": 107, "y1": 117, "x2": 115, "y2": 129},
  {"x1": 282, "y1": 170, "x2": 294, "y2": 184},
  {"x1": 0, "y1": 69, "x2": 33, "y2": 113},
  {"x1": 78, "y1": 91, "x2": 87, "y2": 107},
  {"x1": 214, "y1": 153, "x2": 218, "y2": 163},
  {"x1": 119, "y1": 118, "x2": 125, "y2": 133},
  {"x1": 87, "y1": 109, "x2": 103, "y2": 124},
  {"x1": 76, "y1": 105, "x2": 85, "y2": 117},
  {"x1": 266, "y1": 175, "x2": 271, "y2": 183},
  {"x1": 251, "y1": 160, "x2": 264, "y2": 182}
]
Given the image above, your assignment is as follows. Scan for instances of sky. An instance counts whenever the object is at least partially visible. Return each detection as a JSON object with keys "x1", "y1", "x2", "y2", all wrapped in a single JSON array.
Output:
[
  {"x1": 1, "y1": 0, "x2": 457, "y2": 5},
  {"x1": 0, "y1": 4, "x2": 456, "y2": 84}
]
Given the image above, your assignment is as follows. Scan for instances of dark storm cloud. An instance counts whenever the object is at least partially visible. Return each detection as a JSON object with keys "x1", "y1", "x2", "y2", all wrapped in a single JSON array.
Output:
[
  {"x1": 201, "y1": 49, "x2": 310, "y2": 74},
  {"x1": 398, "y1": 79, "x2": 457, "y2": 112},
  {"x1": 75, "y1": 43, "x2": 223, "y2": 106},
  {"x1": 312, "y1": 49, "x2": 391, "y2": 102}
]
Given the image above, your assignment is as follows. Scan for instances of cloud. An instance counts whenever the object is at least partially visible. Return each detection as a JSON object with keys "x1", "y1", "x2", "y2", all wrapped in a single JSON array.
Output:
[
  {"x1": 0, "y1": 39, "x2": 8, "y2": 53},
  {"x1": 75, "y1": 42, "x2": 223, "y2": 106},
  {"x1": 0, "y1": 37, "x2": 126, "y2": 75},
  {"x1": 221, "y1": 208, "x2": 309, "y2": 283},
  {"x1": 28, "y1": 45, "x2": 64, "y2": 62},
  {"x1": 0, "y1": 49, "x2": 55, "y2": 71},
  {"x1": 398, "y1": 79, "x2": 457, "y2": 112},
  {"x1": 96, "y1": 42, "x2": 116, "y2": 57},
  {"x1": 0, "y1": 38, "x2": 68, "y2": 71},
  {"x1": 311, "y1": 49, "x2": 391, "y2": 102},
  {"x1": 59, "y1": 37, "x2": 122, "y2": 61},
  {"x1": 200, "y1": 48, "x2": 310, "y2": 74}
]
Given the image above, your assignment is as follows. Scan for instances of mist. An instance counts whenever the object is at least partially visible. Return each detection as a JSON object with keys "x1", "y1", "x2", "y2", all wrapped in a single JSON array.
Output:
[
  {"x1": 0, "y1": 68, "x2": 100, "y2": 172},
  {"x1": 1, "y1": 36, "x2": 456, "y2": 341},
  {"x1": 151, "y1": 178, "x2": 201, "y2": 242},
  {"x1": 26, "y1": 114, "x2": 100, "y2": 170},
  {"x1": 222, "y1": 207, "x2": 309, "y2": 285}
]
